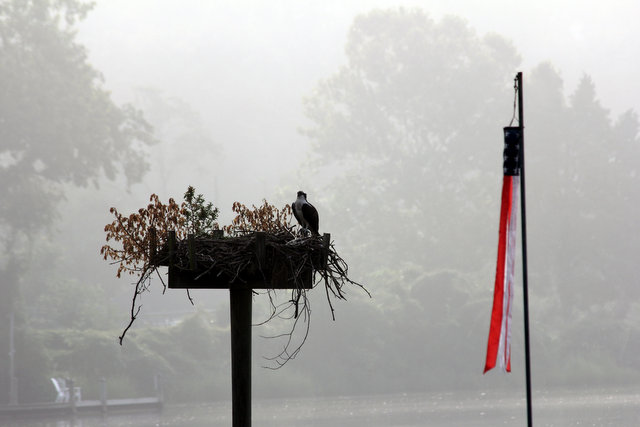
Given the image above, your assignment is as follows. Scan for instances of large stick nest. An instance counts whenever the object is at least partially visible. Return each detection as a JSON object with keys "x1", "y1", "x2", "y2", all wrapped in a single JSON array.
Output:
[{"x1": 156, "y1": 231, "x2": 325, "y2": 288}]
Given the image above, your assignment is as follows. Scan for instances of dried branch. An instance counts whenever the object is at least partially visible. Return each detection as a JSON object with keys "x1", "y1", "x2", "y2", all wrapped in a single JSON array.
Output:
[{"x1": 118, "y1": 266, "x2": 153, "y2": 345}]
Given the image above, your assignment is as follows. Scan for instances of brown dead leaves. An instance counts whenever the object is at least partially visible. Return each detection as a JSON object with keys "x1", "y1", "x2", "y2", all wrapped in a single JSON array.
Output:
[
  {"x1": 101, "y1": 194, "x2": 185, "y2": 277},
  {"x1": 223, "y1": 200, "x2": 293, "y2": 236},
  {"x1": 102, "y1": 195, "x2": 292, "y2": 278}
]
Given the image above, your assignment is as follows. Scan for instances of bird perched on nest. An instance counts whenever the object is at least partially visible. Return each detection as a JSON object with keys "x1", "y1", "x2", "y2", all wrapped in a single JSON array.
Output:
[{"x1": 292, "y1": 190, "x2": 319, "y2": 237}]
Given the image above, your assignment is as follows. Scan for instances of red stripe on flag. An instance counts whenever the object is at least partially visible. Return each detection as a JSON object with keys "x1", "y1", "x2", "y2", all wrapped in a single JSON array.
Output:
[{"x1": 484, "y1": 175, "x2": 519, "y2": 373}]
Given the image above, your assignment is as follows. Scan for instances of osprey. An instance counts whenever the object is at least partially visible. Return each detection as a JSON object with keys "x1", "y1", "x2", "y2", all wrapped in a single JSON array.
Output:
[{"x1": 292, "y1": 191, "x2": 319, "y2": 236}]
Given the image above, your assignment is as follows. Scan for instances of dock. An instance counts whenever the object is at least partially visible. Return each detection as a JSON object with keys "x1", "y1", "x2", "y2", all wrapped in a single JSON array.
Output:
[{"x1": 0, "y1": 397, "x2": 163, "y2": 420}]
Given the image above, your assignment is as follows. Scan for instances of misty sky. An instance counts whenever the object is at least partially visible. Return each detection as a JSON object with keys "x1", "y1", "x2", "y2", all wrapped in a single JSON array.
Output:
[
  {"x1": 79, "y1": 0, "x2": 639, "y2": 111},
  {"x1": 74, "y1": 0, "x2": 640, "y2": 220}
]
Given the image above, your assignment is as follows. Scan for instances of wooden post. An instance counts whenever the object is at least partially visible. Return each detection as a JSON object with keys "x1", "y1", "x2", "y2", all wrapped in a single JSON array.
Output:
[
  {"x1": 230, "y1": 288, "x2": 252, "y2": 427},
  {"x1": 168, "y1": 231, "x2": 176, "y2": 288},
  {"x1": 228, "y1": 232, "x2": 266, "y2": 427},
  {"x1": 68, "y1": 378, "x2": 76, "y2": 415},
  {"x1": 149, "y1": 227, "x2": 157, "y2": 265}
]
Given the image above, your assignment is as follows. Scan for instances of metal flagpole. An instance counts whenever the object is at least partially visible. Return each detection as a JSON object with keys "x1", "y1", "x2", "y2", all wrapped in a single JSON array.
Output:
[{"x1": 516, "y1": 71, "x2": 533, "y2": 426}]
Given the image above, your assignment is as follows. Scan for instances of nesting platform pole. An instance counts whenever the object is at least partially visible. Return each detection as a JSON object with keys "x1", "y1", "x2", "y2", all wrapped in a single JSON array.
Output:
[
  {"x1": 154, "y1": 230, "x2": 328, "y2": 427},
  {"x1": 229, "y1": 287, "x2": 252, "y2": 426}
]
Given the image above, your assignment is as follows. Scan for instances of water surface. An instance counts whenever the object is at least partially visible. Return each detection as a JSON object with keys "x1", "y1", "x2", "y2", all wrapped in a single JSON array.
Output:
[{"x1": 4, "y1": 388, "x2": 639, "y2": 427}]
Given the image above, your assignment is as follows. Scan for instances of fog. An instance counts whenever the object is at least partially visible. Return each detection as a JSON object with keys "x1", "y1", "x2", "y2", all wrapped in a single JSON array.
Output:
[
  {"x1": 76, "y1": 1, "x2": 640, "y2": 210},
  {"x1": 2, "y1": 0, "x2": 640, "y2": 420}
]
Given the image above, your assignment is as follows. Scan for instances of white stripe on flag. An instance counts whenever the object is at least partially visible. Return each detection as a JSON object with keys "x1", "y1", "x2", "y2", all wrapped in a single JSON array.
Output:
[{"x1": 498, "y1": 176, "x2": 518, "y2": 372}]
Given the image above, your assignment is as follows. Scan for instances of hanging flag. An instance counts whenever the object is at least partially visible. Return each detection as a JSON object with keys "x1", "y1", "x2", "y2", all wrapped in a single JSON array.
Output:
[{"x1": 484, "y1": 127, "x2": 521, "y2": 374}]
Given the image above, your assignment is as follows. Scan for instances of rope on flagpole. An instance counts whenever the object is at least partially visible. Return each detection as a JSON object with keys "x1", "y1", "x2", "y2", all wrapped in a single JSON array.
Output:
[{"x1": 509, "y1": 76, "x2": 519, "y2": 126}]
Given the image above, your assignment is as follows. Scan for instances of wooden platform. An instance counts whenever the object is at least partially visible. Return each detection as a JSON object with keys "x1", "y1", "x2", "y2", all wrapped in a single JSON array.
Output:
[
  {"x1": 153, "y1": 231, "x2": 328, "y2": 290},
  {"x1": 0, "y1": 397, "x2": 162, "y2": 420}
]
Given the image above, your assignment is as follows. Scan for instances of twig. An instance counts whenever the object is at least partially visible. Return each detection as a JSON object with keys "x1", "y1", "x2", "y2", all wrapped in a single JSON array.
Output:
[{"x1": 118, "y1": 268, "x2": 152, "y2": 345}]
